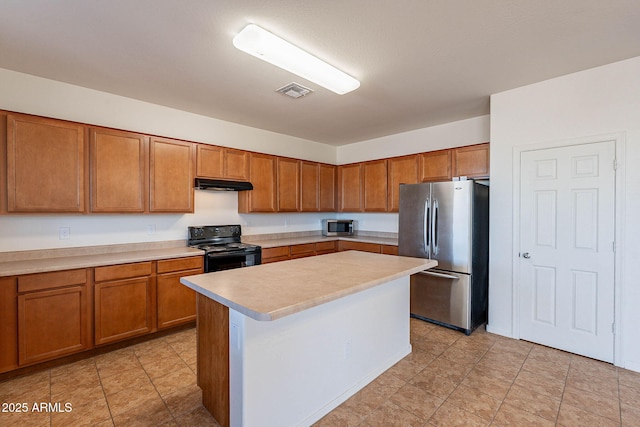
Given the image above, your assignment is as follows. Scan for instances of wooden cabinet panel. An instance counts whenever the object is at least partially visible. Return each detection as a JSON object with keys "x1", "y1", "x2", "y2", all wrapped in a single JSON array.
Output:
[
  {"x1": 300, "y1": 161, "x2": 320, "y2": 212},
  {"x1": 157, "y1": 269, "x2": 200, "y2": 329},
  {"x1": 18, "y1": 269, "x2": 87, "y2": 293},
  {"x1": 290, "y1": 243, "x2": 315, "y2": 259},
  {"x1": 261, "y1": 246, "x2": 290, "y2": 264},
  {"x1": 319, "y1": 164, "x2": 337, "y2": 212},
  {"x1": 225, "y1": 148, "x2": 250, "y2": 181},
  {"x1": 18, "y1": 284, "x2": 91, "y2": 365},
  {"x1": 277, "y1": 157, "x2": 301, "y2": 212},
  {"x1": 157, "y1": 256, "x2": 203, "y2": 274},
  {"x1": 0, "y1": 277, "x2": 18, "y2": 373},
  {"x1": 149, "y1": 137, "x2": 195, "y2": 213},
  {"x1": 6, "y1": 113, "x2": 87, "y2": 213},
  {"x1": 338, "y1": 241, "x2": 381, "y2": 253},
  {"x1": 363, "y1": 159, "x2": 388, "y2": 212},
  {"x1": 315, "y1": 241, "x2": 337, "y2": 255},
  {"x1": 453, "y1": 143, "x2": 490, "y2": 178},
  {"x1": 0, "y1": 113, "x2": 7, "y2": 214},
  {"x1": 381, "y1": 245, "x2": 399, "y2": 255},
  {"x1": 419, "y1": 149, "x2": 452, "y2": 182},
  {"x1": 90, "y1": 128, "x2": 147, "y2": 212},
  {"x1": 94, "y1": 262, "x2": 153, "y2": 282},
  {"x1": 338, "y1": 163, "x2": 363, "y2": 212},
  {"x1": 388, "y1": 155, "x2": 419, "y2": 212},
  {"x1": 95, "y1": 277, "x2": 154, "y2": 345},
  {"x1": 238, "y1": 153, "x2": 277, "y2": 213},
  {"x1": 196, "y1": 144, "x2": 224, "y2": 179}
]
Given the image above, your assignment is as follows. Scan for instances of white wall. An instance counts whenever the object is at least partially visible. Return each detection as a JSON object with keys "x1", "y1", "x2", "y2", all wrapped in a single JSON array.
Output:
[{"x1": 489, "y1": 56, "x2": 640, "y2": 371}]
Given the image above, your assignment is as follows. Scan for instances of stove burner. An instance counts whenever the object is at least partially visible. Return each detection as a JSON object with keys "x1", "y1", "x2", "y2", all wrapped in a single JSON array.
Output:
[{"x1": 187, "y1": 225, "x2": 262, "y2": 273}]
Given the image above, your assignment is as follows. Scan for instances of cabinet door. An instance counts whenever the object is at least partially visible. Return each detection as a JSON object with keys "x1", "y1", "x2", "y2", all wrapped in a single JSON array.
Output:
[
  {"x1": 149, "y1": 137, "x2": 195, "y2": 213},
  {"x1": 157, "y1": 270, "x2": 199, "y2": 329},
  {"x1": 452, "y1": 143, "x2": 490, "y2": 178},
  {"x1": 419, "y1": 149, "x2": 452, "y2": 182},
  {"x1": 319, "y1": 163, "x2": 337, "y2": 212},
  {"x1": 90, "y1": 128, "x2": 148, "y2": 212},
  {"x1": 224, "y1": 148, "x2": 250, "y2": 181},
  {"x1": 277, "y1": 157, "x2": 301, "y2": 212},
  {"x1": 300, "y1": 161, "x2": 320, "y2": 212},
  {"x1": 381, "y1": 245, "x2": 399, "y2": 255},
  {"x1": 388, "y1": 155, "x2": 419, "y2": 212},
  {"x1": 238, "y1": 153, "x2": 277, "y2": 212},
  {"x1": 95, "y1": 277, "x2": 154, "y2": 345},
  {"x1": 315, "y1": 241, "x2": 337, "y2": 255},
  {"x1": 261, "y1": 246, "x2": 291, "y2": 264},
  {"x1": 18, "y1": 285, "x2": 90, "y2": 365},
  {"x1": 290, "y1": 243, "x2": 316, "y2": 259},
  {"x1": 7, "y1": 113, "x2": 87, "y2": 212},
  {"x1": 363, "y1": 159, "x2": 388, "y2": 212},
  {"x1": 0, "y1": 277, "x2": 18, "y2": 373},
  {"x1": 196, "y1": 144, "x2": 224, "y2": 179},
  {"x1": 337, "y1": 163, "x2": 363, "y2": 212},
  {"x1": 338, "y1": 241, "x2": 381, "y2": 253}
]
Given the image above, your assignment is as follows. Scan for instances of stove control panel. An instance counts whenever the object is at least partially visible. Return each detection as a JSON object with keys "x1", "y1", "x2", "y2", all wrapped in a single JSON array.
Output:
[{"x1": 188, "y1": 225, "x2": 242, "y2": 241}]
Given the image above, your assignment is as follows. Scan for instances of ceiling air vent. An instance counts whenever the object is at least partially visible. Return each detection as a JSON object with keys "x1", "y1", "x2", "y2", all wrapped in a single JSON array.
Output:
[{"x1": 276, "y1": 82, "x2": 313, "y2": 99}]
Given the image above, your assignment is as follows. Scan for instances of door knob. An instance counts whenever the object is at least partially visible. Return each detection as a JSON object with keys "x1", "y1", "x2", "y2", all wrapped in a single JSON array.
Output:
[{"x1": 522, "y1": 252, "x2": 531, "y2": 259}]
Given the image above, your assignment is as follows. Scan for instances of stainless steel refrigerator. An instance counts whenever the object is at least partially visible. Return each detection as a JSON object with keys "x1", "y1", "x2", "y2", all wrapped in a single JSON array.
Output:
[{"x1": 398, "y1": 180, "x2": 489, "y2": 335}]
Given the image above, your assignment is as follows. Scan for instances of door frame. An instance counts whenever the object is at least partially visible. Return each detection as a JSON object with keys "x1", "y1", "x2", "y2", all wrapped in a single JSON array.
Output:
[{"x1": 511, "y1": 132, "x2": 626, "y2": 366}]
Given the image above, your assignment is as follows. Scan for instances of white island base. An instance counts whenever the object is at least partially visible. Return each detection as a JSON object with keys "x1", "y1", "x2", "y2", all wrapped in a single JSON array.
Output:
[{"x1": 184, "y1": 251, "x2": 436, "y2": 427}]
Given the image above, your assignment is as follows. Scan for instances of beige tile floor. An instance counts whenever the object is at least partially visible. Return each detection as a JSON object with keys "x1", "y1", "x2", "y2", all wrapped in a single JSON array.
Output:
[{"x1": 1, "y1": 319, "x2": 639, "y2": 426}]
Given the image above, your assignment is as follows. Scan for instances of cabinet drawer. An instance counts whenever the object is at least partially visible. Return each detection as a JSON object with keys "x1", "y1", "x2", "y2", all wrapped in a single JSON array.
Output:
[
  {"x1": 339, "y1": 241, "x2": 381, "y2": 253},
  {"x1": 262, "y1": 246, "x2": 290, "y2": 259},
  {"x1": 18, "y1": 269, "x2": 87, "y2": 293},
  {"x1": 157, "y1": 256, "x2": 203, "y2": 274},
  {"x1": 381, "y1": 245, "x2": 399, "y2": 255},
  {"x1": 95, "y1": 262, "x2": 153, "y2": 282},
  {"x1": 315, "y1": 241, "x2": 337, "y2": 252},
  {"x1": 290, "y1": 243, "x2": 315, "y2": 256}
]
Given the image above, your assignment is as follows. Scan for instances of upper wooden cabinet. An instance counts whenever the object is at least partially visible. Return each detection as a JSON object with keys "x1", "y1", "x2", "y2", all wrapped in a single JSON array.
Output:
[
  {"x1": 363, "y1": 159, "x2": 388, "y2": 212},
  {"x1": 319, "y1": 164, "x2": 337, "y2": 211},
  {"x1": 300, "y1": 161, "x2": 319, "y2": 212},
  {"x1": 196, "y1": 144, "x2": 250, "y2": 181},
  {"x1": 90, "y1": 128, "x2": 148, "y2": 213},
  {"x1": 277, "y1": 157, "x2": 301, "y2": 212},
  {"x1": 6, "y1": 113, "x2": 88, "y2": 213},
  {"x1": 453, "y1": 143, "x2": 490, "y2": 178},
  {"x1": 238, "y1": 153, "x2": 277, "y2": 213},
  {"x1": 388, "y1": 155, "x2": 419, "y2": 212},
  {"x1": 419, "y1": 149, "x2": 452, "y2": 182},
  {"x1": 337, "y1": 163, "x2": 363, "y2": 212},
  {"x1": 149, "y1": 137, "x2": 195, "y2": 213}
]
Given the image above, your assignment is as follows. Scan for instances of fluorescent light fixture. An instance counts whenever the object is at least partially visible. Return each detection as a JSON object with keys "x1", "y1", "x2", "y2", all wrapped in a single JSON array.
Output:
[{"x1": 233, "y1": 24, "x2": 360, "y2": 95}]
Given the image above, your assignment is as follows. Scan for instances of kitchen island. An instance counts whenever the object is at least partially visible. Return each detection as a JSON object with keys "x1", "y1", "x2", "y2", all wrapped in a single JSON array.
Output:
[{"x1": 180, "y1": 251, "x2": 436, "y2": 427}]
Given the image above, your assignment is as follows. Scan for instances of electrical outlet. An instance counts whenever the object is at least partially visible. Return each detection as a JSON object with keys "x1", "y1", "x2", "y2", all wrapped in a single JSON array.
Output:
[
  {"x1": 146, "y1": 224, "x2": 156, "y2": 235},
  {"x1": 59, "y1": 227, "x2": 70, "y2": 240}
]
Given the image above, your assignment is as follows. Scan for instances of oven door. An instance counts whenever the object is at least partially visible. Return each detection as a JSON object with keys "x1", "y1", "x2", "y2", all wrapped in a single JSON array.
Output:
[{"x1": 205, "y1": 251, "x2": 261, "y2": 272}]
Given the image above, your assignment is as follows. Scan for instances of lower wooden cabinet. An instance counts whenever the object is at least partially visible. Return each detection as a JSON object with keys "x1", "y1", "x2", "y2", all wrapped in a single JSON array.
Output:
[
  {"x1": 262, "y1": 246, "x2": 291, "y2": 264},
  {"x1": 157, "y1": 256, "x2": 203, "y2": 329},
  {"x1": 315, "y1": 241, "x2": 337, "y2": 255},
  {"x1": 94, "y1": 262, "x2": 155, "y2": 346},
  {"x1": 290, "y1": 243, "x2": 316, "y2": 259},
  {"x1": 17, "y1": 269, "x2": 91, "y2": 366},
  {"x1": 0, "y1": 277, "x2": 18, "y2": 373},
  {"x1": 338, "y1": 240, "x2": 382, "y2": 253}
]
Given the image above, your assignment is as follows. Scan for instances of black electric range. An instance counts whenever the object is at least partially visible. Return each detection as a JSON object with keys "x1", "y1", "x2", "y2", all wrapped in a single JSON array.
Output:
[{"x1": 188, "y1": 225, "x2": 261, "y2": 272}]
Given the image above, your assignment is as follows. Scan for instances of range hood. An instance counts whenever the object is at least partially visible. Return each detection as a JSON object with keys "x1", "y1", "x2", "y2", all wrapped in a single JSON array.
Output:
[{"x1": 194, "y1": 178, "x2": 253, "y2": 191}]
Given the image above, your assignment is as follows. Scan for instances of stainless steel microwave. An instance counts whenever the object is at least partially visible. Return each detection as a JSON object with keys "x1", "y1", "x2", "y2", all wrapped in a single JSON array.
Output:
[{"x1": 322, "y1": 219, "x2": 354, "y2": 236}]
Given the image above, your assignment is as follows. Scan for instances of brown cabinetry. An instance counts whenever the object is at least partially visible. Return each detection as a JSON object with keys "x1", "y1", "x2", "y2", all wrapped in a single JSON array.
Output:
[
  {"x1": 338, "y1": 240, "x2": 382, "y2": 253},
  {"x1": 315, "y1": 240, "x2": 338, "y2": 255},
  {"x1": 419, "y1": 149, "x2": 452, "y2": 182},
  {"x1": 363, "y1": 159, "x2": 388, "y2": 212},
  {"x1": 290, "y1": 243, "x2": 316, "y2": 259},
  {"x1": 319, "y1": 164, "x2": 337, "y2": 211},
  {"x1": 300, "y1": 161, "x2": 320, "y2": 212},
  {"x1": 388, "y1": 155, "x2": 419, "y2": 212},
  {"x1": 94, "y1": 262, "x2": 155, "y2": 346},
  {"x1": 277, "y1": 157, "x2": 301, "y2": 212},
  {"x1": 0, "y1": 277, "x2": 18, "y2": 373},
  {"x1": 157, "y1": 256, "x2": 203, "y2": 329},
  {"x1": 196, "y1": 145, "x2": 250, "y2": 181},
  {"x1": 90, "y1": 128, "x2": 148, "y2": 213},
  {"x1": 381, "y1": 245, "x2": 399, "y2": 255},
  {"x1": 149, "y1": 137, "x2": 195, "y2": 213},
  {"x1": 6, "y1": 113, "x2": 88, "y2": 213},
  {"x1": 238, "y1": 153, "x2": 278, "y2": 213},
  {"x1": 337, "y1": 163, "x2": 363, "y2": 212},
  {"x1": 17, "y1": 269, "x2": 91, "y2": 366},
  {"x1": 452, "y1": 143, "x2": 490, "y2": 178},
  {"x1": 261, "y1": 246, "x2": 291, "y2": 264}
]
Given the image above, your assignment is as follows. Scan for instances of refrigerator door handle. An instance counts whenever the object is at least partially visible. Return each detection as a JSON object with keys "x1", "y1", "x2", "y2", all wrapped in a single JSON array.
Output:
[
  {"x1": 416, "y1": 270, "x2": 459, "y2": 280},
  {"x1": 423, "y1": 198, "x2": 430, "y2": 255},
  {"x1": 432, "y1": 198, "x2": 439, "y2": 255}
]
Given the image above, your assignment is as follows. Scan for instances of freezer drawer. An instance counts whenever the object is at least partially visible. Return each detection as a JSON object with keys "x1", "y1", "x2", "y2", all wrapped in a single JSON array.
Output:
[{"x1": 410, "y1": 269, "x2": 471, "y2": 330}]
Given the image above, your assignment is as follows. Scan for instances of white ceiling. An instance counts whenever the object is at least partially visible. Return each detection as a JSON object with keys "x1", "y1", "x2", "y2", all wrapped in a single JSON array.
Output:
[{"x1": 1, "y1": 1, "x2": 639, "y2": 146}]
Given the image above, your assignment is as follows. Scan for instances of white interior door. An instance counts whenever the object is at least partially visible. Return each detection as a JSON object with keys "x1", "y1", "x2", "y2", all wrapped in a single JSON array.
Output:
[{"x1": 519, "y1": 141, "x2": 615, "y2": 362}]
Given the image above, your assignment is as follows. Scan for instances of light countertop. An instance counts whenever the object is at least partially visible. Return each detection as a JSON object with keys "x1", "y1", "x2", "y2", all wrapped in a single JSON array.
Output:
[{"x1": 180, "y1": 251, "x2": 435, "y2": 321}]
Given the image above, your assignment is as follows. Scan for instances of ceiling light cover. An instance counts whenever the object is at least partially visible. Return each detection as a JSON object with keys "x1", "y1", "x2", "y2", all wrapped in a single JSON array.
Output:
[{"x1": 233, "y1": 24, "x2": 360, "y2": 95}]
